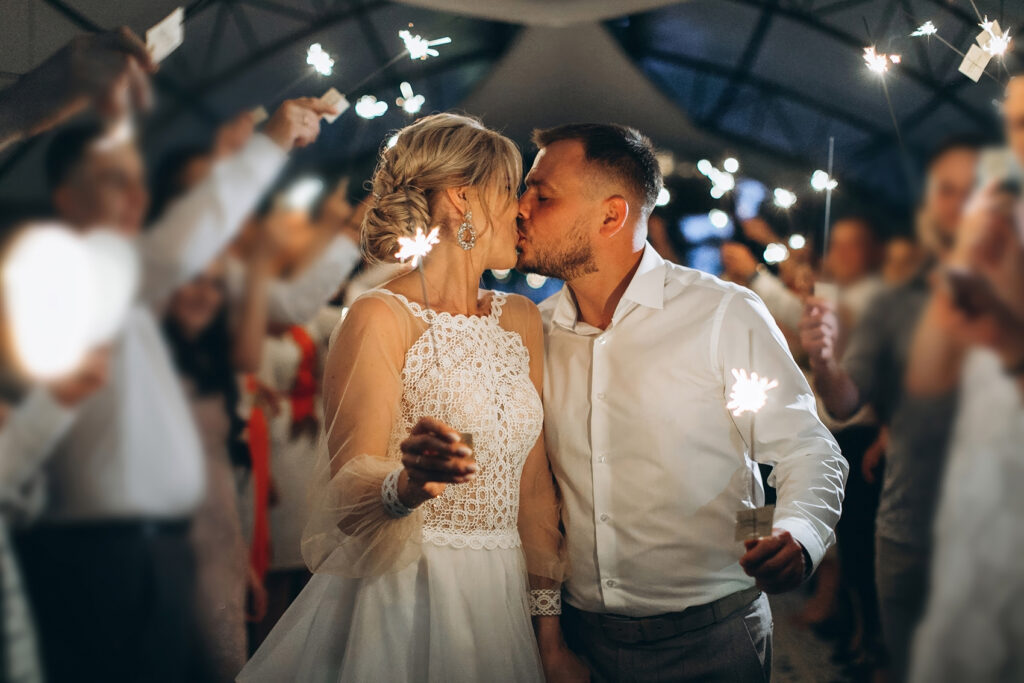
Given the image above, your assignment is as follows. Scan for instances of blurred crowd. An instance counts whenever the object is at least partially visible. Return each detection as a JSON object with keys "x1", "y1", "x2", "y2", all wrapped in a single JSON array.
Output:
[{"x1": 0, "y1": 25, "x2": 1022, "y2": 683}]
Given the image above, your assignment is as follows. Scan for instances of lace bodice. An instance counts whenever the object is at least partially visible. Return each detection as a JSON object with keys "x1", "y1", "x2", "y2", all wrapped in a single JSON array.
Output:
[{"x1": 381, "y1": 290, "x2": 544, "y2": 550}]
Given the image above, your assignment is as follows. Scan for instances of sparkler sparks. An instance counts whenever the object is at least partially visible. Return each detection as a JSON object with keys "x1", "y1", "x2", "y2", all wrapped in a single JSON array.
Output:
[
  {"x1": 397, "y1": 82, "x2": 425, "y2": 114},
  {"x1": 354, "y1": 95, "x2": 388, "y2": 119},
  {"x1": 394, "y1": 226, "x2": 440, "y2": 268},
  {"x1": 911, "y1": 21, "x2": 938, "y2": 37},
  {"x1": 773, "y1": 188, "x2": 797, "y2": 209},
  {"x1": 863, "y1": 46, "x2": 901, "y2": 73},
  {"x1": 811, "y1": 170, "x2": 838, "y2": 191},
  {"x1": 727, "y1": 369, "x2": 779, "y2": 417},
  {"x1": 979, "y1": 18, "x2": 1012, "y2": 57},
  {"x1": 399, "y1": 29, "x2": 452, "y2": 60},
  {"x1": 306, "y1": 43, "x2": 334, "y2": 76}
]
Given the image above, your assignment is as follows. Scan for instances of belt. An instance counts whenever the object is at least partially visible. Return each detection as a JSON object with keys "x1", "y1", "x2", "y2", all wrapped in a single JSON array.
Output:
[{"x1": 566, "y1": 587, "x2": 762, "y2": 644}]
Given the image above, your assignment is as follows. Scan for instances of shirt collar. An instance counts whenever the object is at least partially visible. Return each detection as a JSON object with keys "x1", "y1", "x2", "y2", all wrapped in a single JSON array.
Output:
[{"x1": 550, "y1": 243, "x2": 667, "y2": 331}]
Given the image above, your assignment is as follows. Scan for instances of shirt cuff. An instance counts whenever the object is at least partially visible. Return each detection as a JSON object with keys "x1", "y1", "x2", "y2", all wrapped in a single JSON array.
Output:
[{"x1": 772, "y1": 515, "x2": 828, "y2": 574}]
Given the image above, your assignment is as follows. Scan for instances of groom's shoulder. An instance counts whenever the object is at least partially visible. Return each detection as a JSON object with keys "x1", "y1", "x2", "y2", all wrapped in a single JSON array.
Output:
[{"x1": 663, "y1": 261, "x2": 751, "y2": 305}]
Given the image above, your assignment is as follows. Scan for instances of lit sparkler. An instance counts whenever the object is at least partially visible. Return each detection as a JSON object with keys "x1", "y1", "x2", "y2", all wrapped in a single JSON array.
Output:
[
  {"x1": 727, "y1": 369, "x2": 779, "y2": 417},
  {"x1": 355, "y1": 95, "x2": 388, "y2": 119},
  {"x1": 395, "y1": 226, "x2": 440, "y2": 268},
  {"x1": 863, "y1": 46, "x2": 901, "y2": 73},
  {"x1": 979, "y1": 18, "x2": 1012, "y2": 57},
  {"x1": 397, "y1": 82, "x2": 425, "y2": 114},
  {"x1": 399, "y1": 29, "x2": 452, "y2": 60},
  {"x1": 306, "y1": 43, "x2": 334, "y2": 76},
  {"x1": 911, "y1": 21, "x2": 937, "y2": 37}
]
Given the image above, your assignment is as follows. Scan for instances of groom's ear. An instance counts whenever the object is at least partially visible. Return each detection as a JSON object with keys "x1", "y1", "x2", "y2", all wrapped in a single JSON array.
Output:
[
  {"x1": 598, "y1": 195, "x2": 629, "y2": 237},
  {"x1": 443, "y1": 186, "x2": 471, "y2": 216}
]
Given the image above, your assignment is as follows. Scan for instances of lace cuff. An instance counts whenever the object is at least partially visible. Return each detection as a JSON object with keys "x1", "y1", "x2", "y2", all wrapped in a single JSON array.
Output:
[
  {"x1": 381, "y1": 467, "x2": 413, "y2": 518},
  {"x1": 529, "y1": 589, "x2": 562, "y2": 616}
]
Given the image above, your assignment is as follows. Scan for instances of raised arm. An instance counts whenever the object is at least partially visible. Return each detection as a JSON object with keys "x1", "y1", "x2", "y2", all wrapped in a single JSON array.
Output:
[
  {"x1": 139, "y1": 98, "x2": 336, "y2": 310},
  {"x1": 262, "y1": 235, "x2": 361, "y2": 326},
  {"x1": 720, "y1": 292, "x2": 848, "y2": 586}
]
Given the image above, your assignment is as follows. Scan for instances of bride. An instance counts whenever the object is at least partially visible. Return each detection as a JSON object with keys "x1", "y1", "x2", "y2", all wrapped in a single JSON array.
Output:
[{"x1": 239, "y1": 113, "x2": 587, "y2": 682}]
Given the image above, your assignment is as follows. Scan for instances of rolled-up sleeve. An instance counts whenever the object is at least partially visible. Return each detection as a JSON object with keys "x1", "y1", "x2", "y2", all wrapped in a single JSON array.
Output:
[{"x1": 718, "y1": 290, "x2": 849, "y2": 570}]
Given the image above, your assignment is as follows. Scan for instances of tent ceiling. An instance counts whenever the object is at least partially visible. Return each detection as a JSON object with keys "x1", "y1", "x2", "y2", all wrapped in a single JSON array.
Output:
[{"x1": 0, "y1": 0, "x2": 1019, "y2": 212}]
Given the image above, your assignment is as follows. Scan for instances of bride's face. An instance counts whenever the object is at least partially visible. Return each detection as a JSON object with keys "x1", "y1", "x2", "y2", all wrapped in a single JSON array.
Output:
[{"x1": 476, "y1": 184, "x2": 519, "y2": 270}]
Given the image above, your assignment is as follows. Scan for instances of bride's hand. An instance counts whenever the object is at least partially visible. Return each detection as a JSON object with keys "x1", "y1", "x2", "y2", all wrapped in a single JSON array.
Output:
[{"x1": 399, "y1": 417, "x2": 476, "y2": 505}]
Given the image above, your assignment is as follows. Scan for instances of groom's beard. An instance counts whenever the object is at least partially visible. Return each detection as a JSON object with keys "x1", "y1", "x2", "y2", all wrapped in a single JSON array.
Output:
[{"x1": 517, "y1": 216, "x2": 598, "y2": 281}]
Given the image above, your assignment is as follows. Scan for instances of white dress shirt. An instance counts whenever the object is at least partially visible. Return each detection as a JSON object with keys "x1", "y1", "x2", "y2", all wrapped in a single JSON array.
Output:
[
  {"x1": 541, "y1": 245, "x2": 847, "y2": 617},
  {"x1": 36, "y1": 133, "x2": 287, "y2": 522},
  {"x1": 224, "y1": 235, "x2": 361, "y2": 326}
]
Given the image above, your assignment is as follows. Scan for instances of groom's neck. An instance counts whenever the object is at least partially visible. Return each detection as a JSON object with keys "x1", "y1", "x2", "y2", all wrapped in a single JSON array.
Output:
[{"x1": 568, "y1": 247, "x2": 644, "y2": 330}]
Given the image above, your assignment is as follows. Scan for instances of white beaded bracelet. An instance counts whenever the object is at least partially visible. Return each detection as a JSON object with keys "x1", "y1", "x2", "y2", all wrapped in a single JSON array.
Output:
[
  {"x1": 529, "y1": 589, "x2": 562, "y2": 616},
  {"x1": 381, "y1": 467, "x2": 413, "y2": 518}
]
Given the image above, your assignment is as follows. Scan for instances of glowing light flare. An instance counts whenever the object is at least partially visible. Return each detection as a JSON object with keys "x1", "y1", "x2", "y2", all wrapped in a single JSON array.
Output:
[
  {"x1": 723, "y1": 157, "x2": 739, "y2": 173},
  {"x1": 306, "y1": 43, "x2": 334, "y2": 76},
  {"x1": 656, "y1": 187, "x2": 671, "y2": 206},
  {"x1": 696, "y1": 159, "x2": 713, "y2": 175},
  {"x1": 763, "y1": 242, "x2": 789, "y2": 264},
  {"x1": 355, "y1": 95, "x2": 388, "y2": 119},
  {"x1": 811, "y1": 170, "x2": 838, "y2": 191},
  {"x1": 386, "y1": 134, "x2": 399, "y2": 149},
  {"x1": 399, "y1": 29, "x2": 452, "y2": 60},
  {"x1": 727, "y1": 368, "x2": 779, "y2": 417},
  {"x1": 709, "y1": 209, "x2": 729, "y2": 229},
  {"x1": 525, "y1": 273, "x2": 548, "y2": 289},
  {"x1": 394, "y1": 226, "x2": 440, "y2": 268},
  {"x1": 788, "y1": 234, "x2": 807, "y2": 250},
  {"x1": 979, "y1": 18, "x2": 1012, "y2": 57},
  {"x1": 863, "y1": 46, "x2": 901, "y2": 73},
  {"x1": 773, "y1": 188, "x2": 797, "y2": 209},
  {"x1": 396, "y1": 82, "x2": 425, "y2": 114},
  {"x1": 282, "y1": 177, "x2": 325, "y2": 211},
  {"x1": 911, "y1": 21, "x2": 937, "y2": 37}
]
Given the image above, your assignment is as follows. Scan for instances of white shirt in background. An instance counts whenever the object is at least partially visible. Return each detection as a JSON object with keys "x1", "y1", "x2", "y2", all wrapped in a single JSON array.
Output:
[
  {"x1": 224, "y1": 235, "x2": 361, "y2": 327},
  {"x1": 541, "y1": 245, "x2": 848, "y2": 617},
  {"x1": 30, "y1": 133, "x2": 287, "y2": 522}
]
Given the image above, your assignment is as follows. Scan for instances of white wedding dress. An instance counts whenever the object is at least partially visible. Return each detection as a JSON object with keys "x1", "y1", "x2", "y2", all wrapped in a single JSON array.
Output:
[{"x1": 239, "y1": 289, "x2": 565, "y2": 683}]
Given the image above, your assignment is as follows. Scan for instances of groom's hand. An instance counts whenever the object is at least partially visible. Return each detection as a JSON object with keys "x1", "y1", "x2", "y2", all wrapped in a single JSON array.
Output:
[{"x1": 739, "y1": 529, "x2": 806, "y2": 594}]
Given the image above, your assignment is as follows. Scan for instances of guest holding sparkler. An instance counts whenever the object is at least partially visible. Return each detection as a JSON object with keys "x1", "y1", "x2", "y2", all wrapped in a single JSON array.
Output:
[
  {"x1": 799, "y1": 137, "x2": 980, "y2": 682},
  {"x1": 512, "y1": 123, "x2": 846, "y2": 682}
]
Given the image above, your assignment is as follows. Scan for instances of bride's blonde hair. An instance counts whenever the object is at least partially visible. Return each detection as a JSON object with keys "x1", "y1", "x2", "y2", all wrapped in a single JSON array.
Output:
[{"x1": 362, "y1": 113, "x2": 522, "y2": 263}]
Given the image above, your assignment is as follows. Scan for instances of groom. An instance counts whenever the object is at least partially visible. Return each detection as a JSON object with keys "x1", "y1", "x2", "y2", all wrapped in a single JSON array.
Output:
[{"x1": 516, "y1": 124, "x2": 848, "y2": 682}]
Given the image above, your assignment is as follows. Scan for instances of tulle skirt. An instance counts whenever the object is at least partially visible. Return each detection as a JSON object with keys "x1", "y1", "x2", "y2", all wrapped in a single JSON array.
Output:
[{"x1": 238, "y1": 544, "x2": 545, "y2": 682}]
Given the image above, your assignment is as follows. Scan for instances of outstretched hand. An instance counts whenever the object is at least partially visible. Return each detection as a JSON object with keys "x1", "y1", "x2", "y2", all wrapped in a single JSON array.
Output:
[{"x1": 739, "y1": 529, "x2": 807, "y2": 594}]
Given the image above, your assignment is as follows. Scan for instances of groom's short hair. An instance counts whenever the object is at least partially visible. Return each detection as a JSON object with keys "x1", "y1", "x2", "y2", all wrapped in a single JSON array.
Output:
[{"x1": 532, "y1": 123, "x2": 662, "y2": 214}]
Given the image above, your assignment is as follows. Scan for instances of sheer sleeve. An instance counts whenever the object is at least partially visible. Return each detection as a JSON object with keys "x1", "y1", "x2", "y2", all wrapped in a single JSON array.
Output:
[
  {"x1": 505, "y1": 295, "x2": 568, "y2": 613},
  {"x1": 301, "y1": 292, "x2": 423, "y2": 577}
]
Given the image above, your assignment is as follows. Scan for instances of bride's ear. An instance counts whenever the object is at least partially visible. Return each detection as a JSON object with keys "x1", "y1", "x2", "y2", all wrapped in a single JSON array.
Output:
[{"x1": 442, "y1": 186, "x2": 472, "y2": 216}]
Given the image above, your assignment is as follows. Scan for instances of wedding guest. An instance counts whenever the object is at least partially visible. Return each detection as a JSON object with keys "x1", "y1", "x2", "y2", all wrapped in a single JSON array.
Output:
[
  {"x1": 0, "y1": 27, "x2": 154, "y2": 152},
  {"x1": 908, "y1": 180, "x2": 1024, "y2": 683},
  {"x1": 163, "y1": 245, "x2": 273, "y2": 682},
  {"x1": 13, "y1": 97, "x2": 332, "y2": 682},
  {"x1": 883, "y1": 235, "x2": 925, "y2": 285},
  {"x1": 516, "y1": 123, "x2": 848, "y2": 681},
  {"x1": 799, "y1": 137, "x2": 980, "y2": 681},
  {"x1": 0, "y1": 350, "x2": 107, "y2": 683},
  {"x1": 155, "y1": 134, "x2": 362, "y2": 326},
  {"x1": 246, "y1": 306, "x2": 342, "y2": 647}
]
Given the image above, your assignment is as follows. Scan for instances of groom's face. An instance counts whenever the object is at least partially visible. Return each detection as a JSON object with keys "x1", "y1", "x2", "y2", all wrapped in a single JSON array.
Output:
[{"x1": 516, "y1": 140, "x2": 599, "y2": 280}]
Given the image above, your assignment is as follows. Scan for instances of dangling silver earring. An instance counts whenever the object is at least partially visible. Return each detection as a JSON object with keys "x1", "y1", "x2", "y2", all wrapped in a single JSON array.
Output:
[{"x1": 456, "y1": 210, "x2": 476, "y2": 250}]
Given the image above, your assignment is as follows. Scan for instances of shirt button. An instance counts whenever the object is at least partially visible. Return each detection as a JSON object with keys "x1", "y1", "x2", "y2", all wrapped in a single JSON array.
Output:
[
  {"x1": 597, "y1": 455, "x2": 607, "y2": 463},
  {"x1": 597, "y1": 392, "x2": 606, "y2": 400},
  {"x1": 597, "y1": 336, "x2": 607, "y2": 345},
  {"x1": 606, "y1": 579, "x2": 617, "y2": 588},
  {"x1": 599, "y1": 513, "x2": 610, "y2": 522}
]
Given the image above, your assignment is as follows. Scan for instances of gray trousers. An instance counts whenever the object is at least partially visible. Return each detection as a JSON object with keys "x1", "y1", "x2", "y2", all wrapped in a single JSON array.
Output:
[
  {"x1": 562, "y1": 592, "x2": 772, "y2": 683},
  {"x1": 875, "y1": 536, "x2": 930, "y2": 683}
]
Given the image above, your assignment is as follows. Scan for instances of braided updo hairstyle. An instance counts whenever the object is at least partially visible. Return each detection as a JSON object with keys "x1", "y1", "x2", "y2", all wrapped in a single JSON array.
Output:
[{"x1": 362, "y1": 113, "x2": 522, "y2": 263}]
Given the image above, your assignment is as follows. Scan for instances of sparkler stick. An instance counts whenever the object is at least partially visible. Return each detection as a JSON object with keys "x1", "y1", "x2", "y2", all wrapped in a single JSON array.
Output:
[
  {"x1": 906, "y1": 16, "x2": 1005, "y2": 85},
  {"x1": 822, "y1": 136, "x2": 835, "y2": 260},
  {"x1": 394, "y1": 226, "x2": 442, "y2": 367}
]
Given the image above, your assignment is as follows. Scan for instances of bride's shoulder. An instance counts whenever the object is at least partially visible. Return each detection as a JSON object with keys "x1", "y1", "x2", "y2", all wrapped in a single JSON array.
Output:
[{"x1": 341, "y1": 290, "x2": 409, "y2": 332}]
